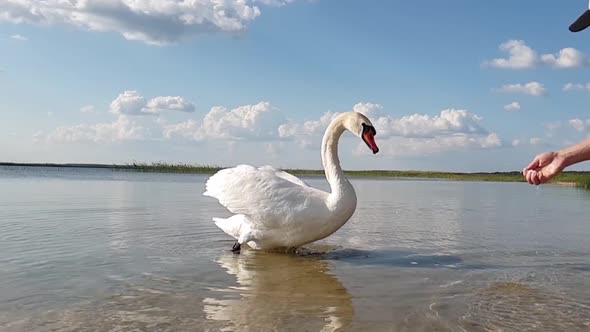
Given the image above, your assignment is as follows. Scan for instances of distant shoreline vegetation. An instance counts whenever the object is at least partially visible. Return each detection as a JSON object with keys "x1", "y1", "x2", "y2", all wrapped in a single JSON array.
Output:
[{"x1": 1, "y1": 162, "x2": 590, "y2": 190}]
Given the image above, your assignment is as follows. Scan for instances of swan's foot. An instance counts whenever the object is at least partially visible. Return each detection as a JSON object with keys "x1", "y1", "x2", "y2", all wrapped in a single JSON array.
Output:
[{"x1": 231, "y1": 241, "x2": 241, "y2": 253}]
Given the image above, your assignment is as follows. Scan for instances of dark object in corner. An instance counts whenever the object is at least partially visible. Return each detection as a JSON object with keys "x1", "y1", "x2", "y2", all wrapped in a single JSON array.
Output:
[{"x1": 570, "y1": 8, "x2": 590, "y2": 32}]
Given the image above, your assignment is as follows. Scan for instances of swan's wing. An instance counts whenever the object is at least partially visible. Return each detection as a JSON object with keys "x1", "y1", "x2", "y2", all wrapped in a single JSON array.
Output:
[
  {"x1": 203, "y1": 165, "x2": 322, "y2": 225},
  {"x1": 257, "y1": 165, "x2": 310, "y2": 187}
]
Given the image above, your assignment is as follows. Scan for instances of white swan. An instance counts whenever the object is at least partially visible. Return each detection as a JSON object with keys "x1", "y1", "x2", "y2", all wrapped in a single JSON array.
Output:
[{"x1": 203, "y1": 111, "x2": 379, "y2": 252}]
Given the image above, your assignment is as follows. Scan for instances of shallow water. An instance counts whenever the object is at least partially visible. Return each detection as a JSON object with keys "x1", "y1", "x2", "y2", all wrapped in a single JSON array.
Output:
[{"x1": 1, "y1": 166, "x2": 590, "y2": 331}]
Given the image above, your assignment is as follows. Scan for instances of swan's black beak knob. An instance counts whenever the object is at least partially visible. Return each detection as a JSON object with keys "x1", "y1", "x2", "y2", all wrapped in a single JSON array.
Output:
[{"x1": 361, "y1": 124, "x2": 379, "y2": 154}]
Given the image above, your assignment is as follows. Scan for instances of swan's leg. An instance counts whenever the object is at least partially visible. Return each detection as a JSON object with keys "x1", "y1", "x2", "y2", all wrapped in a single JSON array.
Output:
[{"x1": 231, "y1": 241, "x2": 241, "y2": 253}]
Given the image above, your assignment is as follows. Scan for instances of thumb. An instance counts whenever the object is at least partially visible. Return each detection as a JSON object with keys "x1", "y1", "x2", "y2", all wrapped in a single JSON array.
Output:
[
  {"x1": 525, "y1": 157, "x2": 539, "y2": 171},
  {"x1": 523, "y1": 158, "x2": 539, "y2": 176}
]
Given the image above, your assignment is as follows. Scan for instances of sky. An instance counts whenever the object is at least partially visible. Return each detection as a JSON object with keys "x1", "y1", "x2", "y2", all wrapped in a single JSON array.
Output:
[{"x1": 1, "y1": 0, "x2": 590, "y2": 172}]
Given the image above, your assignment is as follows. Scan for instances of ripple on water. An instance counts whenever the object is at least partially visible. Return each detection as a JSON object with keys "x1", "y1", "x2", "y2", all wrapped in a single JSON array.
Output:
[{"x1": 459, "y1": 282, "x2": 590, "y2": 331}]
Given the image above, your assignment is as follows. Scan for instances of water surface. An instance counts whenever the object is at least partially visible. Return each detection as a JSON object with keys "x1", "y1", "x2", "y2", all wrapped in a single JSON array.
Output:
[{"x1": 1, "y1": 166, "x2": 590, "y2": 331}]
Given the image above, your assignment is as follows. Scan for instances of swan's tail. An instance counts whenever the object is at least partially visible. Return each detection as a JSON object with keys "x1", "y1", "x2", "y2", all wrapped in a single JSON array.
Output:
[{"x1": 213, "y1": 214, "x2": 247, "y2": 240}]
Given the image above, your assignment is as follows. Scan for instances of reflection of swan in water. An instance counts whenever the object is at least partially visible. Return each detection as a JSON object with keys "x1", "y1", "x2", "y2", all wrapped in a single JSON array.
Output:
[{"x1": 204, "y1": 250, "x2": 354, "y2": 332}]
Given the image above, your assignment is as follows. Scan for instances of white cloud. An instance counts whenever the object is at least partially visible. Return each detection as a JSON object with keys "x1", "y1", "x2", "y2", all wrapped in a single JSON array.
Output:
[
  {"x1": 275, "y1": 102, "x2": 384, "y2": 145},
  {"x1": 484, "y1": 40, "x2": 587, "y2": 69},
  {"x1": 541, "y1": 48, "x2": 587, "y2": 68},
  {"x1": 144, "y1": 96, "x2": 195, "y2": 114},
  {"x1": 484, "y1": 40, "x2": 538, "y2": 69},
  {"x1": 164, "y1": 101, "x2": 284, "y2": 141},
  {"x1": 278, "y1": 105, "x2": 501, "y2": 156},
  {"x1": 110, "y1": 91, "x2": 146, "y2": 115},
  {"x1": 80, "y1": 105, "x2": 96, "y2": 114},
  {"x1": 357, "y1": 133, "x2": 501, "y2": 157},
  {"x1": 495, "y1": 82, "x2": 546, "y2": 96},
  {"x1": 372, "y1": 109, "x2": 487, "y2": 139},
  {"x1": 568, "y1": 118, "x2": 590, "y2": 133},
  {"x1": 110, "y1": 90, "x2": 195, "y2": 115},
  {"x1": 0, "y1": 1, "x2": 301, "y2": 45},
  {"x1": 503, "y1": 101, "x2": 521, "y2": 112},
  {"x1": 10, "y1": 34, "x2": 27, "y2": 41},
  {"x1": 44, "y1": 115, "x2": 147, "y2": 143},
  {"x1": 512, "y1": 139, "x2": 521, "y2": 147},
  {"x1": 367, "y1": 110, "x2": 500, "y2": 156},
  {"x1": 352, "y1": 102, "x2": 384, "y2": 118},
  {"x1": 526, "y1": 118, "x2": 590, "y2": 149},
  {"x1": 47, "y1": 111, "x2": 54, "y2": 116},
  {"x1": 569, "y1": 119, "x2": 586, "y2": 132},
  {"x1": 162, "y1": 119, "x2": 199, "y2": 140},
  {"x1": 278, "y1": 112, "x2": 340, "y2": 146},
  {"x1": 563, "y1": 83, "x2": 590, "y2": 92},
  {"x1": 280, "y1": 108, "x2": 488, "y2": 143},
  {"x1": 39, "y1": 98, "x2": 502, "y2": 158}
]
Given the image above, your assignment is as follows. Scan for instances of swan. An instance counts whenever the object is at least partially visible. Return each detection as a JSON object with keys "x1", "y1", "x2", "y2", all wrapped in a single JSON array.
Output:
[{"x1": 203, "y1": 111, "x2": 379, "y2": 252}]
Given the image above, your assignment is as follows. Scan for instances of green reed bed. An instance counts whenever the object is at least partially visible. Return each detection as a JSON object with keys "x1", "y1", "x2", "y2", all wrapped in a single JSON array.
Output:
[
  {"x1": 3, "y1": 161, "x2": 590, "y2": 188},
  {"x1": 123, "y1": 163, "x2": 590, "y2": 188}
]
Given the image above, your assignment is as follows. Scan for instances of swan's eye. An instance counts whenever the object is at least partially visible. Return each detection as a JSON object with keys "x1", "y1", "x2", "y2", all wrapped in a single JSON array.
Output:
[{"x1": 361, "y1": 123, "x2": 376, "y2": 136}]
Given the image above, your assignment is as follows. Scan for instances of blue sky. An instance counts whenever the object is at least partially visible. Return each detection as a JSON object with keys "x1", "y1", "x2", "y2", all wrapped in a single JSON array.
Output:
[{"x1": 1, "y1": 0, "x2": 590, "y2": 172}]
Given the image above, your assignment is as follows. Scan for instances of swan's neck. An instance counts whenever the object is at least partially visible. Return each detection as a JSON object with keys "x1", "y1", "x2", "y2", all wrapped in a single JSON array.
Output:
[{"x1": 321, "y1": 121, "x2": 352, "y2": 198}]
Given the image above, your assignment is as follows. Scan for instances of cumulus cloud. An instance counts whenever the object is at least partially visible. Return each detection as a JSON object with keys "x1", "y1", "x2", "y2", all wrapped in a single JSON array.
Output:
[
  {"x1": 0, "y1": 0, "x2": 301, "y2": 45},
  {"x1": 44, "y1": 115, "x2": 147, "y2": 143},
  {"x1": 10, "y1": 34, "x2": 27, "y2": 41},
  {"x1": 484, "y1": 40, "x2": 538, "y2": 69},
  {"x1": 484, "y1": 40, "x2": 588, "y2": 69},
  {"x1": 144, "y1": 96, "x2": 196, "y2": 114},
  {"x1": 364, "y1": 110, "x2": 500, "y2": 156},
  {"x1": 352, "y1": 102, "x2": 384, "y2": 118},
  {"x1": 40, "y1": 98, "x2": 503, "y2": 158},
  {"x1": 495, "y1": 82, "x2": 546, "y2": 96},
  {"x1": 277, "y1": 104, "x2": 501, "y2": 155},
  {"x1": 526, "y1": 118, "x2": 590, "y2": 148},
  {"x1": 164, "y1": 101, "x2": 284, "y2": 141},
  {"x1": 372, "y1": 109, "x2": 488, "y2": 139},
  {"x1": 504, "y1": 101, "x2": 521, "y2": 112},
  {"x1": 358, "y1": 133, "x2": 501, "y2": 157},
  {"x1": 278, "y1": 111, "x2": 340, "y2": 146},
  {"x1": 563, "y1": 83, "x2": 590, "y2": 92},
  {"x1": 110, "y1": 91, "x2": 147, "y2": 115},
  {"x1": 110, "y1": 91, "x2": 195, "y2": 115},
  {"x1": 541, "y1": 48, "x2": 587, "y2": 68}
]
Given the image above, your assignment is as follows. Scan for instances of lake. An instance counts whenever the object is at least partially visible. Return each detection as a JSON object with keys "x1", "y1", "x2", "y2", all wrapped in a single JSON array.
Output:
[{"x1": 1, "y1": 166, "x2": 590, "y2": 331}]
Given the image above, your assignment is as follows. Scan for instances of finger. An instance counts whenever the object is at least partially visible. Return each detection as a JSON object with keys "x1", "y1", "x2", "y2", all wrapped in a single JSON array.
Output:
[
  {"x1": 532, "y1": 171, "x2": 541, "y2": 185},
  {"x1": 524, "y1": 158, "x2": 540, "y2": 172},
  {"x1": 527, "y1": 170, "x2": 536, "y2": 185}
]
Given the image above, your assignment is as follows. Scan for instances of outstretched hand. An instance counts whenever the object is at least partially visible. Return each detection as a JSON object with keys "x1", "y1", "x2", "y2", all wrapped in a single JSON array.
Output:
[{"x1": 522, "y1": 152, "x2": 566, "y2": 185}]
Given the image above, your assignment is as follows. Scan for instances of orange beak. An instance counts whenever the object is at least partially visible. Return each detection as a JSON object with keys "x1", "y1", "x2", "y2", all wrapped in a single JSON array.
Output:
[{"x1": 362, "y1": 126, "x2": 379, "y2": 154}]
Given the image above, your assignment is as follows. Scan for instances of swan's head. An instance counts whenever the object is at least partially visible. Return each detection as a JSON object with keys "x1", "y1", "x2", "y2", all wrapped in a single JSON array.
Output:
[{"x1": 342, "y1": 111, "x2": 379, "y2": 154}]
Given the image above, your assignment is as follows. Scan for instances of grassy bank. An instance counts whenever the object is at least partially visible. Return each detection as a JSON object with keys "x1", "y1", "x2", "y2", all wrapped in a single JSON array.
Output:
[{"x1": 2, "y1": 162, "x2": 590, "y2": 189}]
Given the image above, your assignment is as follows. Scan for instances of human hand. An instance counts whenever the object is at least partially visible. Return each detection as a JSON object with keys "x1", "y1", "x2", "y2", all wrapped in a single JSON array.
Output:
[{"x1": 522, "y1": 152, "x2": 566, "y2": 185}]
